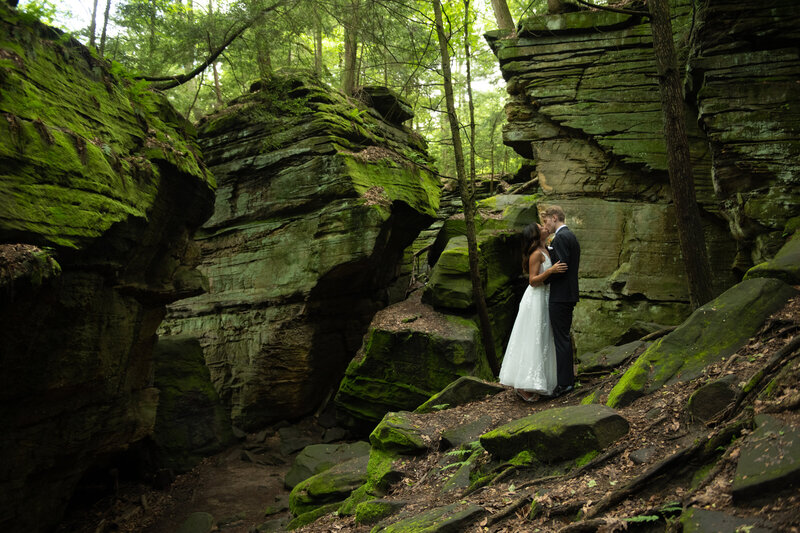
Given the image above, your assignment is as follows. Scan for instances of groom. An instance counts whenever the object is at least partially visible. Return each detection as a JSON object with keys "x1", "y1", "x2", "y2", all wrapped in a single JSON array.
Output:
[{"x1": 542, "y1": 205, "x2": 580, "y2": 397}]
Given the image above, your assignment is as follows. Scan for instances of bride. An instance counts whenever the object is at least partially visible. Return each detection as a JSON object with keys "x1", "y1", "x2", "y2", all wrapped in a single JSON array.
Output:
[{"x1": 499, "y1": 222, "x2": 567, "y2": 401}]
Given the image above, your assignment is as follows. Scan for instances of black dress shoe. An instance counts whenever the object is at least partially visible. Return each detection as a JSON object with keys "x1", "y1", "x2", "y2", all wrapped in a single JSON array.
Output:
[{"x1": 553, "y1": 385, "x2": 574, "y2": 397}]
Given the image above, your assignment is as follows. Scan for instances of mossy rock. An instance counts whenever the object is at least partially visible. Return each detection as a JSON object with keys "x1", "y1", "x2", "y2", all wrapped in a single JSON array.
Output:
[
  {"x1": 681, "y1": 507, "x2": 776, "y2": 533},
  {"x1": 0, "y1": 6, "x2": 213, "y2": 250},
  {"x1": 334, "y1": 302, "x2": 493, "y2": 431},
  {"x1": 372, "y1": 503, "x2": 484, "y2": 533},
  {"x1": 338, "y1": 447, "x2": 404, "y2": 516},
  {"x1": 607, "y1": 278, "x2": 797, "y2": 408},
  {"x1": 732, "y1": 414, "x2": 800, "y2": 503},
  {"x1": 416, "y1": 376, "x2": 505, "y2": 414},
  {"x1": 288, "y1": 455, "x2": 369, "y2": 516},
  {"x1": 354, "y1": 499, "x2": 407, "y2": 525},
  {"x1": 576, "y1": 340, "x2": 646, "y2": 375},
  {"x1": 440, "y1": 416, "x2": 494, "y2": 449},
  {"x1": 744, "y1": 231, "x2": 800, "y2": 285},
  {"x1": 480, "y1": 404, "x2": 629, "y2": 461},
  {"x1": 151, "y1": 336, "x2": 234, "y2": 473},
  {"x1": 422, "y1": 229, "x2": 519, "y2": 311},
  {"x1": 286, "y1": 502, "x2": 341, "y2": 531},
  {"x1": 285, "y1": 441, "x2": 371, "y2": 489},
  {"x1": 369, "y1": 412, "x2": 431, "y2": 455}
]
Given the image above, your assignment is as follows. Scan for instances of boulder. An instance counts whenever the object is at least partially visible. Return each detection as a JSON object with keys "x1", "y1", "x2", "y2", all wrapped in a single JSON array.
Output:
[
  {"x1": 160, "y1": 74, "x2": 440, "y2": 429},
  {"x1": 0, "y1": 6, "x2": 215, "y2": 532},
  {"x1": 745, "y1": 231, "x2": 800, "y2": 285},
  {"x1": 441, "y1": 415, "x2": 494, "y2": 449},
  {"x1": 577, "y1": 340, "x2": 646, "y2": 375},
  {"x1": 354, "y1": 499, "x2": 407, "y2": 525},
  {"x1": 416, "y1": 376, "x2": 505, "y2": 414},
  {"x1": 681, "y1": 507, "x2": 776, "y2": 533},
  {"x1": 288, "y1": 455, "x2": 369, "y2": 516},
  {"x1": 286, "y1": 502, "x2": 340, "y2": 531},
  {"x1": 608, "y1": 278, "x2": 797, "y2": 408},
  {"x1": 285, "y1": 441, "x2": 371, "y2": 489},
  {"x1": 687, "y1": 375, "x2": 737, "y2": 424},
  {"x1": 373, "y1": 503, "x2": 484, "y2": 532},
  {"x1": 480, "y1": 405, "x2": 629, "y2": 461},
  {"x1": 150, "y1": 336, "x2": 234, "y2": 473},
  {"x1": 732, "y1": 414, "x2": 800, "y2": 502},
  {"x1": 334, "y1": 296, "x2": 493, "y2": 431},
  {"x1": 422, "y1": 230, "x2": 520, "y2": 311},
  {"x1": 369, "y1": 412, "x2": 432, "y2": 455}
]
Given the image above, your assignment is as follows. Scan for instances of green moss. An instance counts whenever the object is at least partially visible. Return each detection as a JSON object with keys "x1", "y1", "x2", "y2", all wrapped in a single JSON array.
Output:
[
  {"x1": 0, "y1": 13, "x2": 213, "y2": 249},
  {"x1": 286, "y1": 502, "x2": 340, "y2": 530},
  {"x1": 509, "y1": 450, "x2": 535, "y2": 466},
  {"x1": 575, "y1": 450, "x2": 599, "y2": 468},
  {"x1": 354, "y1": 499, "x2": 398, "y2": 525},
  {"x1": 580, "y1": 391, "x2": 600, "y2": 405}
]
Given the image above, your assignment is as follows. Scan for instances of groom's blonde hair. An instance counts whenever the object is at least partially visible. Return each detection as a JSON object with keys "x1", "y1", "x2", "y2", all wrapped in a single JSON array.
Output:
[{"x1": 542, "y1": 205, "x2": 565, "y2": 222}]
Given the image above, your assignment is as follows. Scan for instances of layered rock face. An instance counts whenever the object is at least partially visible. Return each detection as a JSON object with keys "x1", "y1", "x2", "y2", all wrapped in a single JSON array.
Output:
[
  {"x1": 0, "y1": 6, "x2": 215, "y2": 532},
  {"x1": 160, "y1": 77, "x2": 440, "y2": 430},
  {"x1": 489, "y1": 0, "x2": 800, "y2": 352}
]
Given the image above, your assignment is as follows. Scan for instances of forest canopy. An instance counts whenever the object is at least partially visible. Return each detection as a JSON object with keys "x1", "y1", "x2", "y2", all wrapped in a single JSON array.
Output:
[{"x1": 16, "y1": 0, "x2": 588, "y2": 179}]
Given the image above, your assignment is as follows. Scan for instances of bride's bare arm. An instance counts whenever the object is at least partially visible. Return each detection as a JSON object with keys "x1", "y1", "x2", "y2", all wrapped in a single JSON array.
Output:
[{"x1": 529, "y1": 254, "x2": 568, "y2": 286}]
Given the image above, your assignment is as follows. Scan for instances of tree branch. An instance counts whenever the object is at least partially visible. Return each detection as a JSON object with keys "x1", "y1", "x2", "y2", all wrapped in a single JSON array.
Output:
[
  {"x1": 572, "y1": 0, "x2": 648, "y2": 16},
  {"x1": 138, "y1": 0, "x2": 292, "y2": 90}
]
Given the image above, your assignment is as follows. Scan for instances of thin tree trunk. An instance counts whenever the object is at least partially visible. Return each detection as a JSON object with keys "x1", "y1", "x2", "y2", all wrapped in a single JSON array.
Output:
[
  {"x1": 89, "y1": 0, "x2": 99, "y2": 49},
  {"x1": 313, "y1": 7, "x2": 323, "y2": 76},
  {"x1": 490, "y1": 0, "x2": 514, "y2": 31},
  {"x1": 464, "y1": 0, "x2": 476, "y2": 194},
  {"x1": 99, "y1": 0, "x2": 111, "y2": 56},
  {"x1": 649, "y1": 0, "x2": 714, "y2": 308},
  {"x1": 433, "y1": 0, "x2": 499, "y2": 376},
  {"x1": 342, "y1": 0, "x2": 360, "y2": 95}
]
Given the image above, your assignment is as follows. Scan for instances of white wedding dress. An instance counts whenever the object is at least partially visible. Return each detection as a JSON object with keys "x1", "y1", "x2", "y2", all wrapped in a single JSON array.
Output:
[{"x1": 499, "y1": 251, "x2": 557, "y2": 396}]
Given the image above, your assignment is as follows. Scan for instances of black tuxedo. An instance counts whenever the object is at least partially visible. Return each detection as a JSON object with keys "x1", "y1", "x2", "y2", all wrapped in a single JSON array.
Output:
[{"x1": 547, "y1": 226, "x2": 580, "y2": 388}]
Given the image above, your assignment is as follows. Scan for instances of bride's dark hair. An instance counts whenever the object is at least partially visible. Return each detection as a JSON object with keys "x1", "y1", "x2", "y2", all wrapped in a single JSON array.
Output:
[{"x1": 521, "y1": 223, "x2": 542, "y2": 273}]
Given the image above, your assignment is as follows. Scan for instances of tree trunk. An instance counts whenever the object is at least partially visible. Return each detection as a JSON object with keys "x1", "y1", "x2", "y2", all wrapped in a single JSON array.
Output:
[
  {"x1": 313, "y1": 7, "x2": 323, "y2": 76},
  {"x1": 342, "y1": 0, "x2": 360, "y2": 95},
  {"x1": 99, "y1": 0, "x2": 112, "y2": 56},
  {"x1": 432, "y1": 0, "x2": 499, "y2": 376},
  {"x1": 490, "y1": 0, "x2": 514, "y2": 31},
  {"x1": 89, "y1": 0, "x2": 99, "y2": 49},
  {"x1": 648, "y1": 0, "x2": 714, "y2": 308},
  {"x1": 464, "y1": 0, "x2": 476, "y2": 194}
]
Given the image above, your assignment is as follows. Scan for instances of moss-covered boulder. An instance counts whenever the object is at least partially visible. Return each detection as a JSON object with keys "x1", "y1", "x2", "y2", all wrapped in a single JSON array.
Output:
[
  {"x1": 416, "y1": 376, "x2": 505, "y2": 414},
  {"x1": 422, "y1": 230, "x2": 520, "y2": 311},
  {"x1": 354, "y1": 499, "x2": 407, "y2": 525},
  {"x1": 372, "y1": 503, "x2": 484, "y2": 532},
  {"x1": 286, "y1": 502, "x2": 341, "y2": 531},
  {"x1": 285, "y1": 441, "x2": 371, "y2": 489},
  {"x1": 732, "y1": 414, "x2": 800, "y2": 502},
  {"x1": 577, "y1": 340, "x2": 646, "y2": 376},
  {"x1": 369, "y1": 412, "x2": 432, "y2": 455},
  {"x1": 745, "y1": 231, "x2": 800, "y2": 285},
  {"x1": 150, "y1": 336, "x2": 234, "y2": 473},
  {"x1": 160, "y1": 75, "x2": 440, "y2": 429},
  {"x1": 607, "y1": 278, "x2": 797, "y2": 408},
  {"x1": 0, "y1": 6, "x2": 215, "y2": 532},
  {"x1": 334, "y1": 295, "x2": 493, "y2": 431},
  {"x1": 480, "y1": 405, "x2": 629, "y2": 462},
  {"x1": 288, "y1": 454, "x2": 369, "y2": 516}
]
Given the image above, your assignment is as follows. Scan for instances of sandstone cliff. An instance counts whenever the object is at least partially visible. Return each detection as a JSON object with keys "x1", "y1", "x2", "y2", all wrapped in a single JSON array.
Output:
[
  {"x1": 0, "y1": 5, "x2": 216, "y2": 532},
  {"x1": 488, "y1": 0, "x2": 800, "y2": 352},
  {"x1": 160, "y1": 77, "x2": 440, "y2": 430}
]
